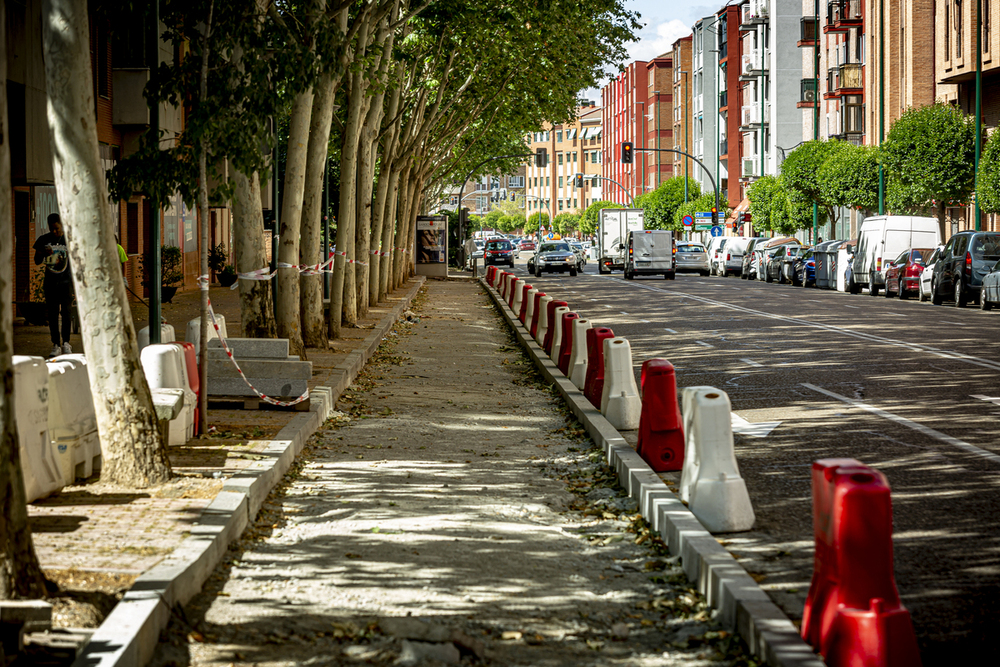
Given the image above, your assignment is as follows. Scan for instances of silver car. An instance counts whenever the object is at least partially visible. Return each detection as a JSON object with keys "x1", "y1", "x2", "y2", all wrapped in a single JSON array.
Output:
[
  {"x1": 675, "y1": 242, "x2": 711, "y2": 276},
  {"x1": 528, "y1": 241, "x2": 579, "y2": 277},
  {"x1": 568, "y1": 241, "x2": 587, "y2": 269}
]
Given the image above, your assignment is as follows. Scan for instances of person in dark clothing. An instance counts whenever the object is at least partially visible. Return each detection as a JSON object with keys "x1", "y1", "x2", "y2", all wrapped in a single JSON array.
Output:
[{"x1": 33, "y1": 213, "x2": 74, "y2": 357}]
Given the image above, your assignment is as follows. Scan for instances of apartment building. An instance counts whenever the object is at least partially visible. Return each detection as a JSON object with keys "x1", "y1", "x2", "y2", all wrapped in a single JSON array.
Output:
[
  {"x1": 671, "y1": 36, "x2": 695, "y2": 191},
  {"x1": 440, "y1": 165, "x2": 526, "y2": 218},
  {"x1": 718, "y1": 4, "x2": 745, "y2": 217},
  {"x1": 691, "y1": 16, "x2": 724, "y2": 199},
  {"x1": 601, "y1": 57, "x2": 674, "y2": 205},
  {"x1": 935, "y1": 0, "x2": 998, "y2": 231},
  {"x1": 524, "y1": 102, "x2": 604, "y2": 222}
]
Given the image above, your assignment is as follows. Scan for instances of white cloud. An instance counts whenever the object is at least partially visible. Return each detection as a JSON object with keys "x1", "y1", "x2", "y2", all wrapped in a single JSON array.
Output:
[{"x1": 629, "y1": 19, "x2": 691, "y2": 62}]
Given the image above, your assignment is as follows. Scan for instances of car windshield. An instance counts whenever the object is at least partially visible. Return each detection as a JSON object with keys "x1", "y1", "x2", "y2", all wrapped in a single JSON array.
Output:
[
  {"x1": 540, "y1": 243, "x2": 570, "y2": 253},
  {"x1": 971, "y1": 234, "x2": 1000, "y2": 260},
  {"x1": 677, "y1": 244, "x2": 705, "y2": 253},
  {"x1": 485, "y1": 241, "x2": 510, "y2": 251}
]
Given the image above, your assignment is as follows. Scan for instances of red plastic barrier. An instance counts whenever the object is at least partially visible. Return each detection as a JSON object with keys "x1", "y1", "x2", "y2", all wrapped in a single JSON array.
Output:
[
  {"x1": 556, "y1": 312, "x2": 580, "y2": 374},
  {"x1": 529, "y1": 292, "x2": 547, "y2": 338},
  {"x1": 177, "y1": 341, "x2": 200, "y2": 433},
  {"x1": 486, "y1": 266, "x2": 494, "y2": 285},
  {"x1": 498, "y1": 271, "x2": 508, "y2": 298},
  {"x1": 518, "y1": 284, "x2": 533, "y2": 323},
  {"x1": 542, "y1": 300, "x2": 569, "y2": 355},
  {"x1": 801, "y1": 458, "x2": 921, "y2": 667},
  {"x1": 508, "y1": 277, "x2": 520, "y2": 309},
  {"x1": 636, "y1": 359, "x2": 684, "y2": 472},
  {"x1": 583, "y1": 327, "x2": 614, "y2": 408}
]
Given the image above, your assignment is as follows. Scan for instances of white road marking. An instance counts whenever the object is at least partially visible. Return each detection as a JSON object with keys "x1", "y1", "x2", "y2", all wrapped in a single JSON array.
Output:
[
  {"x1": 740, "y1": 358, "x2": 763, "y2": 367},
  {"x1": 664, "y1": 328, "x2": 677, "y2": 334},
  {"x1": 618, "y1": 281, "x2": 1000, "y2": 373},
  {"x1": 942, "y1": 321, "x2": 966, "y2": 326},
  {"x1": 695, "y1": 341, "x2": 714, "y2": 348},
  {"x1": 844, "y1": 304, "x2": 860, "y2": 308},
  {"x1": 639, "y1": 319, "x2": 651, "y2": 323},
  {"x1": 971, "y1": 394, "x2": 1000, "y2": 406},
  {"x1": 803, "y1": 383, "x2": 1000, "y2": 466},
  {"x1": 621, "y1": 312, "x2": 630, "y2": 316},
  {"x1": 731, "y1": 413, "x2": 781, "y2": 438}
]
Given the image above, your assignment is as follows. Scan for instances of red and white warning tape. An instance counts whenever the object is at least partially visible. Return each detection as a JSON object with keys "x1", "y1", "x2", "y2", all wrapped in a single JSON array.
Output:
[{"x1": 228, "y1": 247, "x2": 408, "y2": 290}]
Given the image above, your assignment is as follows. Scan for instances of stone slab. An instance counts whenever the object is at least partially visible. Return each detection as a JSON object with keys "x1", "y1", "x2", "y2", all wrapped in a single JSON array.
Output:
[
  {"x1": 206, "y1": 377, "x2": 309, "y2": 398},
  {"x1": 207, "y1": 337, "x2": 289, "y2": 359},
  {"x1": 150, "y1": 389, "x2": 184, "y2": 421},
  {"x1": 206, "y1": 358, "x2": 312, "y2": 381}
]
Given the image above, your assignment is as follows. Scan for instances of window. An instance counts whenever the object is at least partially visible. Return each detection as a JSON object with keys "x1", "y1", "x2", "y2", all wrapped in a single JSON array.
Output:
[
  {"x1": 956, "y1": 1, "x2": 963, "y2": 56},
  {"x1": 558, "y1": 176, "x2": 564, "y2": 188},
  {"x1": 559, "y1": 200, "x2": 564, "y2": 211},
  {"x1": 572, "y1": 152, "x2": 578, "y2": 163},
  {"x1": 546, "y1": 177, "x2": 550, "y2": 186},
  {"x1": 946, "y1": 2, "x2": 951, "y2": 59},
  {"x1": 558, "y1": 153, "x2": 564, "y2": 166},
  {"x1": 557, "y1": 130, "x2": 563, "y2": 142},
  {"x1": 573, "y1": 198, "x2": 578, "y2": 209},
  {"x1": 987, "y1": 0, "x2": 992, "y2": 53}
]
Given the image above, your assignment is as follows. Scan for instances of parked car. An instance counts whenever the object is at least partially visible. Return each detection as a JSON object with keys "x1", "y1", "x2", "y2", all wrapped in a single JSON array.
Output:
[
  {"x1": 883, "y1": 248, "x2": 935, "y2": 299},
  {"x1": 850, "y1": 215, "x2": 941, "y2": 295},
  {"x1": 527, "y1": 240, "x2": 579, "y2": 277},
  {"x1": 740, "y1": 237, "x2": 769, "y2": 279},
  {"x1": 483, "y1": 238, "x2": 515, "y2": 268},
  {"x1": 929, "y1": 231, "x2": 1000, "y2": 306},
  {"x1": 769, "y1": 245, "x2": 809, "y2": 284},
  {"x1": 675, "y1": 242, "x2": 711, "y2": 275},
  {"x1": 568, "y1": 241, "x2": 588, "y2": 270},
  {"x1": 518, "y1": 239, "x2": 536, "y2": 252},
  {"x1": 709, "y1": 238, "x2": 728, "y2": 276},
  {"x1": 918, "y1": 246, "x2": 943, "y2": 302},
  {"x1": 757, "y1": 238, "x2": 800, "y2": 282},
  {"x1": 793, "y1": 249, "x2": 816, "y2": 287},
  {"x1": 714, "y1": 237, "x2": 752, "y2": 277},
  {"x1": 980, "y1": 259, "x2": 1000, "y2": 310}
]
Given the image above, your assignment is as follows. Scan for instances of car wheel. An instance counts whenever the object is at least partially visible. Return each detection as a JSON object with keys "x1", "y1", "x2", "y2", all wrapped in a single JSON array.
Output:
[
  {"x1": 898, "y1": 282, "x2": 908, "y2": 300},
  {"x1": 954, "y1": 278, "x2": 967, "y2": 307},
  {"x1": 624, "y1": 264, "x2": 633, "y2": 280},
  {"x1": 884, "y1": 280, "x2": 894, "y2": 298},
  {"x1": 535, "y1": 265, "x2": 542, "y2": 278},
  {"x1": 931, "y1": 278, "x2": 943, "y2": 305},
  {"x1": 765, "y1": 268, "x2": 773, "y2": 283},
  {"x1": 598, "y1": 263, "x2": 608, "y2": 275},
  {"x1": 849, "y1": 275, "x2": 861, "y2": 294},
  {"x1": 981, "y1": 286, "x2": 992, "y2": 311},
  {"x1": 570, "y1": 267, "x2": 578, "y2": 277},
  {"x1": 919, "y1": 283, "x2": 927, "y2": 302},
  {"x1": 701, "y1": 270, "x2": 710, "y2": 277},
  {"x1": 868, "y1": 273, "x2": 880, "y2": 297}
]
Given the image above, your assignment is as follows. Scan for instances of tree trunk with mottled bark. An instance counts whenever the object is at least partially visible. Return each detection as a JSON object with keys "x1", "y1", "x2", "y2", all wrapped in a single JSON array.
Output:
[
  {"x1": 0, "y1": 1, "x2": 47, "y2": 599},
  {"x1": 276, "y1": 90, "x2": 314, "y2": 358},
  {"x1": 231, "y1": 171, "x2": 276, "y2": 338},
  {"x1": 42, "y1": 0, "x2": 170, "y2": 486},
  {"x1": 300, "y1": 72, "x2": 336, "y2": 349},
  {"x1": 378, "y1": 165, "x2": 401, "y2": 300},
  {"x1": 196, "y1": 4, "x2": 213, "y2": 435}
]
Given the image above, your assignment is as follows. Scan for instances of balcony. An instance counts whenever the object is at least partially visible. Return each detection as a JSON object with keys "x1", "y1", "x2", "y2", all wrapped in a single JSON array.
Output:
[
  {"x1": 739, "y1": 1, "x2": 768, "y2": 30},
  {"x1": 799, "y1": 17, "x2": 818, "y2": 46},
  {"x1": 741, "y1": 157, "x2": 759, "y2": 179},
  {"x1": 740, "y1": 104, "x2": 767, "y2": 130},
  {"x1": 825, "y1": 0, "x2": 863, "y2": 33},
  {"x1": 719, "y1": 90, "x2": 728, "y2": 109},
  {"x1": 799, "y1": 78, "x2": 818, "y2": 107},
  {"x1": 739, "y1": 51, "x2": 766, "y2": 81},
  {"x1": 825, "y1": 63, "x2": 863, "y2": 98},
  {"x1": 719, "y1": 138, "x2": 728, "y2": 157}
]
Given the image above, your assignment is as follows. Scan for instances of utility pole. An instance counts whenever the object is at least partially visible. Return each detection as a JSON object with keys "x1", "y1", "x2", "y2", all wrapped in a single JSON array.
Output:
[
  {"x1": 878, "y1": 0, "x2": 885, "y2": 215},
  {"x1": 147, "y1": 0, "x2": 161, "y2": 345},
  {"x1": 976, "y1": 0, "x2": 983, "y2": 231},
  {"x1": 813, "y1": 0, "x2": 819, "y2": 243}
]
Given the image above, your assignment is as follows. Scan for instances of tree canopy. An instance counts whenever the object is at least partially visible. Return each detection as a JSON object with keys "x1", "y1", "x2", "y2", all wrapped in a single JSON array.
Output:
[{"x1": 634, "y1": 177, "x2": 700, "y2": 230}]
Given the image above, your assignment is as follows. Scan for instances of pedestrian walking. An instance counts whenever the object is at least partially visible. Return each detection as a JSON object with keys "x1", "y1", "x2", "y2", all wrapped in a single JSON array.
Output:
[{"x1": 33, "y1": 213, "x2": 74, "y2": 357}]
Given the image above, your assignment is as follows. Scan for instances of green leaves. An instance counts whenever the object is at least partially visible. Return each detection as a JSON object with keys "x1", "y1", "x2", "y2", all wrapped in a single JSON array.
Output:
[
  {"x1": 817, "y1": 143, "x2": 879, "y2": 213},
  {"x1": 634, "y1": 177, "x2": 701, "y2": 230},
  {"x1": 979, "y1": 129, "x2": 1000, "y2": 213}
]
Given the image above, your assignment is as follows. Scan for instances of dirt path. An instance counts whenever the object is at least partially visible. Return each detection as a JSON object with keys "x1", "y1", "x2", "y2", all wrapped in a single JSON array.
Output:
[{"x1": 151, "y1": 280, "x2": 753, "y2": 666}]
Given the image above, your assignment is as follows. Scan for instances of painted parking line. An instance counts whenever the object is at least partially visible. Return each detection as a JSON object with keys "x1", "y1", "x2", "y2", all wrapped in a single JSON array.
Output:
[
  {"x1": 802, "y1": 383, "x2": 1000, "y2": 466},
  {"x1": 664, "y1": 328, "x2": 677, "y2": 334}
]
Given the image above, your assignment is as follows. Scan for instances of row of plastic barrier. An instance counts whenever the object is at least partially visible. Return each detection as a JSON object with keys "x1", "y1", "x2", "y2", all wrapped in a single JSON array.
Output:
[
  {"x1": 486, "y1": 266, "x2": 920, "y2": 666},
  {"x1": 12, "y1": 355, "x2": 102, "y2": 502}
]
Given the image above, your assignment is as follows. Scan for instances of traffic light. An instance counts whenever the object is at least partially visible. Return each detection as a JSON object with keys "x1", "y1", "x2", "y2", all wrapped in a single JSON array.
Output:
[
  {"x1": 535, "y1": 147, "x2": 548, "y2": 167},
  {"x1": 574, "y1": 174, "x2": 584, "y2": 188},
  {"x1": 711, "y1": 205, "x2": 719, "y2": 225},
  {"x1": 621, "y1": 141, "x2": 633, "y2": 164}
]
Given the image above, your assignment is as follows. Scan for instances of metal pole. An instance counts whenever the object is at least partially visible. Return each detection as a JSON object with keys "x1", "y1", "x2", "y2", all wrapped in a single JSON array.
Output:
[
  {"x1": 323, "y1": 157, "x2": 329, "y2": 299},
  {"x1": 976, "y1": 0, "x2": 983, "y2": 231},
  {"x1": 813, "y1": 0, "x2": 820, "y2": 243},
  {"x1": 271, "y1": 124, "x2": 279, "y2": 315},
  {"x1": 878, "y1": 0, "x2": 885, "y2": 215},
  {"x1": 148, "y1": 0, "x2": 161, "y2": 345}
]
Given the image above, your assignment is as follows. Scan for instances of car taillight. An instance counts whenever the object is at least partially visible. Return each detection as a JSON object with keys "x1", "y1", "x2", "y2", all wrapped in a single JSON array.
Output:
[
  {"x1": 966, "y1": 251, "x2": 973, "y2": 276},
  {"x1": 726, "y1": 253, "x2": 731, "y2": 261},
  {"x1": 906, "y1": 262, "x2": 922, "y2": 278}
]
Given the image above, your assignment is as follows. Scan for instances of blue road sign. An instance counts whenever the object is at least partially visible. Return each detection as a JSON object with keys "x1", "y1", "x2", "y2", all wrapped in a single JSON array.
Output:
[
  {"x1": 682, "y1": 215, "x2": 694, "y2": 227},
  {"x1": 695, "y1": 211, "x2": 713, "y2": 218},
  {"x1": 710, "y1": 225, "x2": 723, "y2": 237}
]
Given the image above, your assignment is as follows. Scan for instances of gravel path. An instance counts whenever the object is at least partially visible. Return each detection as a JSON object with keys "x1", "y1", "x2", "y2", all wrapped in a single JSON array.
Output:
[{"x1": 150, "y1": 281, "x2": 754, "y2": 666}]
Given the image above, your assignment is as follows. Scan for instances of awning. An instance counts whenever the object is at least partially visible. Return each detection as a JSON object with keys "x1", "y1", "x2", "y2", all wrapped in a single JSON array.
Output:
[
  {"x1": 567, "y1": 128, "x2": 577, "y2": 139},
  {"x1": 726, "y1": 197, "x2": 751, "y2": 224}
]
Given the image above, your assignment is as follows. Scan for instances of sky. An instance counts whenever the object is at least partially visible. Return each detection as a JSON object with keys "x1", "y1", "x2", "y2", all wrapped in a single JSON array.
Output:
[{"x1": 579, "y1": 1, "x2": 722, "y2": 103}]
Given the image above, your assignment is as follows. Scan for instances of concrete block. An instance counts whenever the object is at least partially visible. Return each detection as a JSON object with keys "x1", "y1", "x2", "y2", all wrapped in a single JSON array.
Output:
[
  {"x1": 207, "y1": 337, "x2": 289, "y2": 359},
  {"x1": 150, "y1": 389, "x2": 184, "y2": 422},
  {"x1": 206, "y1": 358, "x2": 313, "y2": 381},
  {"x1": 207, "y1": 377, "x2": 309, "y2": 398}
]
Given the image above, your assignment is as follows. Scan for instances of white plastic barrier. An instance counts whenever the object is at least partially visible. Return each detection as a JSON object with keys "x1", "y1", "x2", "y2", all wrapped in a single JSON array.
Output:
[
  {"x1": 679, "y1": 387, "x2": 755, "y2": 533},
  {"x1": 549, "y1": 306, "x2": 570, "y2": 362},
  {"x1": 185, "y1": 315, "x2": 227, "y2": 356},
  {"x1": 600, "y1": 338, "x2": 641, "y2": 430},
  {"x1": 12, "y1": 356, "x2": 63, "y2": 502},
  {"x1": 47, "y1": 354, "x2": 101, "y2": 484},
  {"x1": 535, "y1": 295, "x2": 553, "y2": 346},
  {"x1": 568, "y1": 318, "x2": 592, "y2": 389},
  {"x1": 524, "y1": 287, "x2": 539, "y2": 324},
  {"x1": 140, "y1": 344, "x2": 195, "y2": 446},
  {"x1": 137, "y1": 323, "x2": 176, "y2": 351},
  {"x1": 498, "y1": 272, "x2": 509, "y2": 299},
  {"x1": 511, "y1": 279, "x2": 525, "y2": 315}
]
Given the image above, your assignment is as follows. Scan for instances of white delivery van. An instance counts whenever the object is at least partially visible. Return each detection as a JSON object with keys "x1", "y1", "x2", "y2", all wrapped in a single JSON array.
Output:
[
  {"x1": 849, "y1": 216, "x2": 941, "y2": 295},
  {"x1": 718, "y1": 237, "x2": 752, "y2": 276},
  {"x1": 625, "y1": 230, "x2": 675, "y2": 280},
  {"x1": 598, "y1": 208, "x2": 645, "y2": 273}
]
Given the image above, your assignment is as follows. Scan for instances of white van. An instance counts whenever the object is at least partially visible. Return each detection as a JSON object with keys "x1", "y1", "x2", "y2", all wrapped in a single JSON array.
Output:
[
  {"x1": 849, "y1": 216, "x2": 941, "y2": 295},
  {"x1": 715, "y1": 237, "x2": 752, "y2": 276},
  {"x1": 705, "y1": 236, "x2": 727, "y2": 274},
  {"x1": 625, "y1": 230, "x2": 675, "y2": 280}
]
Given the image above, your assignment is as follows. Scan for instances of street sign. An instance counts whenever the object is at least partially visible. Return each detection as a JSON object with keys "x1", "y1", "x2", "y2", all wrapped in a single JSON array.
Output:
[
  {"x1": 695, "y1": 211, "x2": 713, "y2": 218},
  {"x1": 710, "y1": 225, "x2": 723, "y2": 237},
  {"x1": 682, "y1": 215, "x2": 694, "y2": 227},
  {"x1": 695, "y1": 223, "x2": 712, "y2": 231}
]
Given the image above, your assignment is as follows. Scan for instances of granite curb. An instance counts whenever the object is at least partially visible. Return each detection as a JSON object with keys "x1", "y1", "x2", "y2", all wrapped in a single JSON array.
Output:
[
  {"x1": 76, "y1": 277, "x2": 426, "y2": 667},
  {"x1": 480, "y1": 276, "x2": 824, "y2": 667}
]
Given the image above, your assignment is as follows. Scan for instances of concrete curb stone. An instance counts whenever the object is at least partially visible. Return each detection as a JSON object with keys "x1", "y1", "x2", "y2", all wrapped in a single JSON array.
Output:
[
  {"x1": 75, "y1": 277, "x2": 426, "y2": 667},
  {"x1": 480, "y1": 277, "x2": 824, "y2": 667}
]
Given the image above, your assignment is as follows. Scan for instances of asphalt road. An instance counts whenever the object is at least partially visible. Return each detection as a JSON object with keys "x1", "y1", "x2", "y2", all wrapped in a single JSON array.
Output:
[{"x1": 501, "y1": 253, "x2": 1000, "y2": 663}]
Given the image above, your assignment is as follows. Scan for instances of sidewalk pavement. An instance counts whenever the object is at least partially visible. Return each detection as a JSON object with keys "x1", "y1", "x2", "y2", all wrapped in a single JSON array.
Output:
[{"x1": 18, "y1": 277, "x2": 426, "y2": 635}]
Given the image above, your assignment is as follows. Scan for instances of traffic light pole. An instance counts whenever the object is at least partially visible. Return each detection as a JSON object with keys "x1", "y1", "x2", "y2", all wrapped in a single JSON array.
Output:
[
  {"x1": 633, "y1": 147, "x2": 721, "y2": 225},
  {"x1": 580, "y1": 174, "x2": 636, "y2": 207}
]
